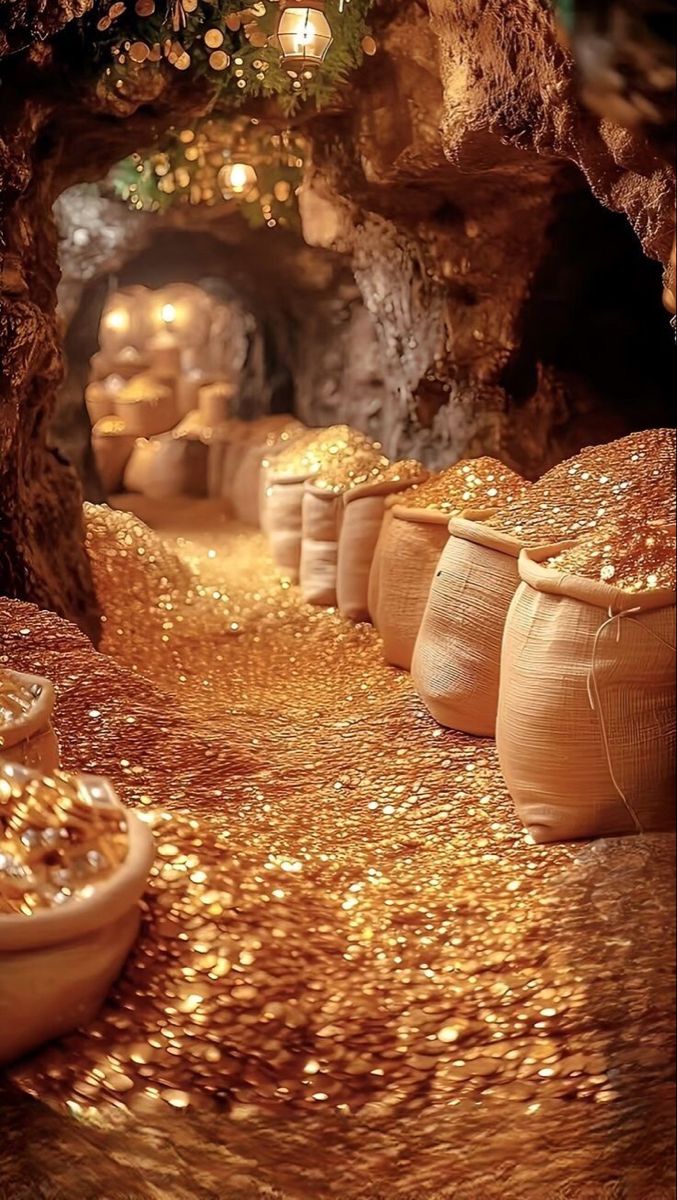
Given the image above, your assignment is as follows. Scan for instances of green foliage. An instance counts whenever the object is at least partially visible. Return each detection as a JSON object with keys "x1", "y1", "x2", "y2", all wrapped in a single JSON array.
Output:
[
  {"x1": 108, "y1": 116, "x2": 306, "y2": 230},
  {"x1": 550, "y1": 0, "x2": 576, "y2": 32},
  {"x1": 81, "y1": 0, "x2": 375, "y2": 115}
]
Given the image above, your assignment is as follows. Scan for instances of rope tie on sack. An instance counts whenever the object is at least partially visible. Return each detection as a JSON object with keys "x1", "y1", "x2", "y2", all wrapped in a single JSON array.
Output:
[{"x1": 586, "y1": 605, "x2": 677, "y2": 835}]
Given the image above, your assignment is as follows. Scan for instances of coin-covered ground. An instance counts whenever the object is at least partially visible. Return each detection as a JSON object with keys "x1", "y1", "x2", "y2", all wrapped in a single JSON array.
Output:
[{"x1": 0, "y1": 497, "x2": 674, "y2": 1200}]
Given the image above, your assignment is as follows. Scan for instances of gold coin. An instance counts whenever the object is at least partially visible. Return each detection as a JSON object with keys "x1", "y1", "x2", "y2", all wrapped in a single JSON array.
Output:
[
  {"x1": 135, "y1": 0, "x2": 155, "y2": 13},
  {"x1": 361, "y1": 35, "x2": 377, "y2": 56}
]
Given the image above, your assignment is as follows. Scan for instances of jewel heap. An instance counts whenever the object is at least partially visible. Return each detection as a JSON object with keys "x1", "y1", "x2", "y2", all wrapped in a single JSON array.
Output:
[{"x1": 0, "y1": 764, "x2": 129, "y2": 916}]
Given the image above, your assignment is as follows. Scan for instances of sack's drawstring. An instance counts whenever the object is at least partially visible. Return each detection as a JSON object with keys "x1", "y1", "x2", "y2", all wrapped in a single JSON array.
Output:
[{"x1": 586, "y1": 606, "x2": 676, "y2": 835}]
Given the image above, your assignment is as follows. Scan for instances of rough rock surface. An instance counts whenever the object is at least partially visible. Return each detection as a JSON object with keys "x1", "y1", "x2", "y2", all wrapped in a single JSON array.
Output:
[
  {"x1": 0, "y1": 19, "x2": 217, "y2": 637},
  {"x1": 1, "y1": 0, "x2": 675, "y2": 626},
  {"x1": 301, "y1": 0, "x2": 675, "y2": 473}
]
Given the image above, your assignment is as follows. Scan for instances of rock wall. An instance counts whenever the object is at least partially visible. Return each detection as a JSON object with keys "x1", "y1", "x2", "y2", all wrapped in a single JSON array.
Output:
[
  {"x1": 0, "y1": 72, "x2": 101, "y2": 640},
  {"x1": 1, "y1": 0, "x2": 675, "y2": 631},
  {"x1": 298, "y1": 0, "x2": 675, "y2": 474}
]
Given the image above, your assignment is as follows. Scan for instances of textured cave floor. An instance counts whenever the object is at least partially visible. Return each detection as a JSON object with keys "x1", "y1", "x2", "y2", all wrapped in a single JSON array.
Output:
[{"x1": 0, "y1": 497, "x2": 675, "y2": 1200}]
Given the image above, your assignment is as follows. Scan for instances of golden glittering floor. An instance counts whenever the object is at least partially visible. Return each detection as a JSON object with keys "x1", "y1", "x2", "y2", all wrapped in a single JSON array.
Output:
[{"x1": 0, "y1": 497, "x2": 674, "y2": 1200}]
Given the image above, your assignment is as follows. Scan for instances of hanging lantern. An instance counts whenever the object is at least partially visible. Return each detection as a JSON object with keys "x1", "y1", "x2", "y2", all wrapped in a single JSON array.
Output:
[
  {"x1": 218, "y1": 161, "x2": 258, "y2": 200},
  {"x1": 275, "y1": 0, "x2": 333, "y2": 75}
]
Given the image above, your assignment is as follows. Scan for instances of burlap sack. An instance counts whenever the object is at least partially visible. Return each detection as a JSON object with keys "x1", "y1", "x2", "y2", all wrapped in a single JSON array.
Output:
[
  {"x1": 92, "y1": 416, "x2": 136, "y2": 493},
  {"x1": 497, "y1": 535, "x2": 676, "y2": 843},
  {"x1": 266, "y1": 427, "x2": 368, "y2": 582},
  {"x1": 114, "y1": 374, "x2": 177, "y2": 438},
  {"x1": 267, "y1": 478, "x2": 307, "y2": 580},
  {"x1": 337, "y1": 467, "x2": 428, "y2": 622},
  {"x1": 299, "y1": 442, "x2": 391, "y2": 606},
  {"x1": 109, "y1": 346, "x2": 148, "y2": 381},
  {"x1": 123, "y1": 434, "x2": 207, "y2": 499},
  {"x1": 201, "y1": 420, "x2": 251, "y2": 499},
  {"x1": 412, "y1": 430, "x2": 676, "y2": 735},
  {"x1": 299, "y1": 484, "x2": 343, "y2": 605},
  {"x1": 372, "y1": 507, "x2": 451, "y2": 670},
  {"x1": 85, "y1": 376, "x2": 125, "y2": 427},
  {"x1": 229, "y1": 418, "x2": 304, "y2": 528},
  {"x1": 176, "y1": 368, "x2": 215, "y2": 419},
  {"x1": 260, "y1": 426, "x2": 315, "y2": 536},
  {"x1": 0, "y1": 767, "x2": 154, "y2": 1064},
  {"x1": 372, "y1": 459, "x2": 528, "y2": 670},
  {"x1": 199, "y1": 381, "x2": 235, "y2": 426},
  {"x1": 0, "y1": 670, "x2": 60, "y2": 772},
  {"x1": 147, "y1": 333, "x2": 182, "y2": 390},
  {"x1": 410, "y1": 512, "x2": 550, "y2": 736}
]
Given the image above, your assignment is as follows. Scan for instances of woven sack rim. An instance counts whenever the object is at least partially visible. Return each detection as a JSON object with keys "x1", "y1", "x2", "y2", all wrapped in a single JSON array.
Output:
[
  {"x1": 0, "y1": 795, "x2": 154, "y2": 952},
  {"x1": 345, "y1": 471, "x2": 429, "y2": 505},
  {"x1": 389, "y1": 503, "x2": 456, "y2": 528},
  {"x1": 0, "y1": 672, "x2": 55, "y2": 749},
  {"x1": 518, "y1": 533, "x2": 677, "y2": 612},
  {"x1": 305, "y1": 479, "x2": 350, "y2": 501},
  {"x1": 448, "y1": 509, "x2": 569, "y2": 558},
  {"x1": 268, "y1": 469, "x2": 317, "y2": 486}
]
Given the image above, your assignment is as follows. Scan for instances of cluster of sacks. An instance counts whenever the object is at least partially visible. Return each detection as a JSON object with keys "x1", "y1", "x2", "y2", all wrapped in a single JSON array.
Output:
[
  {"x1": 246, "y1": 423, "x2": 676, "y2": 846},
  {"x1": 0, "y1": 670, "x2": 153, "y2": 1064},
  {"x1": 88, "y1": 282, "x2": 249, "y2": 498}
]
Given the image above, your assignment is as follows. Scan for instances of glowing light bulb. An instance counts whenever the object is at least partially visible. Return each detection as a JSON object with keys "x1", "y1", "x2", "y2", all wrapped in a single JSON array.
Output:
[
  {"x1": 217, "y1": 162, "x2": 257, "y2": 200},
  {"x1": 104, "y1": 308, "x2": 129, "y2": 333},
  {"x1": 230, "y1": 163, "x2": 249, "y2": 193},
  {"x1": 161, "y1": 303, "x2": 177, "y2": 325}
]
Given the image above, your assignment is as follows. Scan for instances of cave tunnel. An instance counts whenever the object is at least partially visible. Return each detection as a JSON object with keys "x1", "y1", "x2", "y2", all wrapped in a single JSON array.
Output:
[{"x1": 1, "y1": 2, "x2": 676, "y2": 1197}]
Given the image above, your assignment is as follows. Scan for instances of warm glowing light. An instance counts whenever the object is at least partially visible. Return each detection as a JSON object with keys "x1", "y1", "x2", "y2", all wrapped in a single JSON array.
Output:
[
  {"x1": 276, "y1": 1, "x2": 333, "y2": 73},
  {"x1": 217, "y1": 161, "x2": 258, "y2": 200},
  {"x1": 104, "y1": 308, "x2": 129, "y2": 333},
  {"x1": 161, "y1": 303, "x2": 177, "y2": 325}
]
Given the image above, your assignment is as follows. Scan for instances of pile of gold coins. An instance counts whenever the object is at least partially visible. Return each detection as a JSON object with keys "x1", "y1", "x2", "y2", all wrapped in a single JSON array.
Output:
[
  {"x1": 547, "y1": 520, "x2": 677, "y2": 593},
  {"x1": 0, "y1": 763, "x2": 130, "y2": 917},
  {"x1": 269, "y1": 425, "x2": 375, "y2": 481},
  {"x1": 487, "y1": 428, "x2": 676, "y2": 543},
  {"x1": 395, "y1": 457, "x2": 529, "y2": 514},
  {"x1": 0, "y1": 672, "x2": 42, "y2": 741}
]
